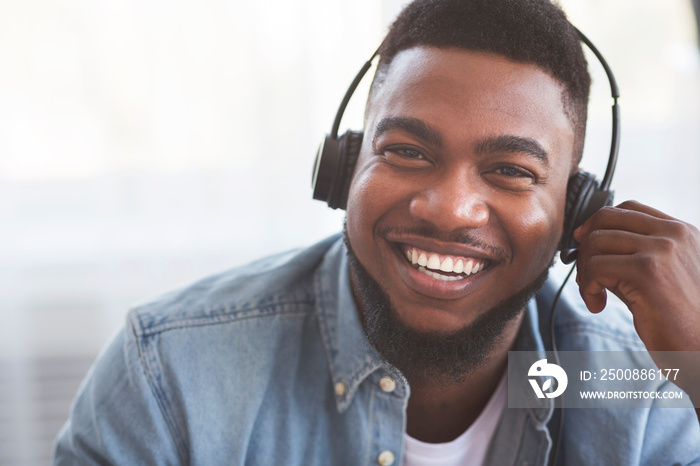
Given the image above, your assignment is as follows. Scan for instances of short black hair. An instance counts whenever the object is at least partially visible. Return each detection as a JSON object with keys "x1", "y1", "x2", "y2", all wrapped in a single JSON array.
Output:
[{"x1": 368, "y1": 0, "x2": 590, "y2": 164}]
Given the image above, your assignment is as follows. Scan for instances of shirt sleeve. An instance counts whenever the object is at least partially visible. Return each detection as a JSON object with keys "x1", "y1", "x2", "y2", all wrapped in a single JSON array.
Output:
[{"x1": 52, "y1": 320, "x2": 183, "y2": 465}]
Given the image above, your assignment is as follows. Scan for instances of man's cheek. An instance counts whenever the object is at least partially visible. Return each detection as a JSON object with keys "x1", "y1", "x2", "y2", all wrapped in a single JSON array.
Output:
[
  {"x1": 512, "y1": 205, "x2": 561, "y2": 269},
  {"x1": 346, "y1": 161, "x2": 374, "y2": 212},
  {"x1": 347, "y1": 163, "x2": 399, "y2": 220}
]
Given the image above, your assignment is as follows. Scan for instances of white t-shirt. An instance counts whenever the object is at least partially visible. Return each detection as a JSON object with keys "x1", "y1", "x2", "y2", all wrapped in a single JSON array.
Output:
[{"x1": 402, "y1": 373, "x2": 507, "y2": 466}]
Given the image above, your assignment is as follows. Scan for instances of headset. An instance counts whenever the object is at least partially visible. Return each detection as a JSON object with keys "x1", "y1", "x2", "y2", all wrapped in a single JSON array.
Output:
[{"x1": 312, "y1": 28, "x2": 620, "y2": 266}]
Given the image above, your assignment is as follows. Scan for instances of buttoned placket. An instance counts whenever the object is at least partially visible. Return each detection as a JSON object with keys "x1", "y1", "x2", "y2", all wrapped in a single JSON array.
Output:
[{"x1": 366, "y1": 370, "x2": 410, "y2": 466}]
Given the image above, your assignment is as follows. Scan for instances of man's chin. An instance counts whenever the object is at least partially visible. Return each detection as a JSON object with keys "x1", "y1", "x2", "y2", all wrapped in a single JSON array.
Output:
[
  {"x1": 386, "y1": 301, "x2": 493, "y2": 335},
  {"x1": 343, "y1": 225, "x2": 552, "y2": 387}
]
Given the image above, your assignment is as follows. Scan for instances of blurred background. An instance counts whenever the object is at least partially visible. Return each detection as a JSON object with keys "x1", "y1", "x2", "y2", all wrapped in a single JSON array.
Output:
[{"x1": 1, "y1": 0, "x2": 698, "y2": 464}]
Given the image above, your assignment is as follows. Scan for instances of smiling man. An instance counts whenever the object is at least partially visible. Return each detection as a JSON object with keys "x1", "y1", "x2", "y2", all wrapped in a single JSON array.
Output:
[
  {"x1": 54, "y1": 0, "x2": 700, "y2": 465},
  {"x1": 343, "y1": 44, "x2": 572, "y2": 445}
]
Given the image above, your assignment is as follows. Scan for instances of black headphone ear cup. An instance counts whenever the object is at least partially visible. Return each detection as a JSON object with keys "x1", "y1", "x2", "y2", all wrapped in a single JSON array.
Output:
[
  {"x1": 311, "y1": 130, "x2": 363, "y2": 210},
  {"x1": 560, "y1": 172, "x2": 597, "y2": 252},
  {"x1": 560, "y1": 171, "x2": 614, "y2": 252},
  {"x1": 333, "y1": 130, "x2": 363, "y2": 210},
  {"x1": 312, "y1": 135, "x2": 340, "y2": 207},
  {"x1": 561, "y1": 172, "x2": 595, "y2": 249}
]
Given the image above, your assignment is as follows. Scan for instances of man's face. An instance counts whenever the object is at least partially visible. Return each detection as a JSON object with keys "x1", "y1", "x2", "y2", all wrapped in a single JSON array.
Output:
[{"x1": 346, "y1": 47, "x2": 574, "y2": 335}]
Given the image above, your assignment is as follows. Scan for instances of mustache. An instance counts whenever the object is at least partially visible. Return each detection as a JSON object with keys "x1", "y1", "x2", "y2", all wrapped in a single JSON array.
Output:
[{"x1": 376, "y1": 225, "x2": 510, "y2": 261}]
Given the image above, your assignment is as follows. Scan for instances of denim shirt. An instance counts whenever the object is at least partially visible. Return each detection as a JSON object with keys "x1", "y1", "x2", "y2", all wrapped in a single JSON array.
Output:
[{"x1": 53, "y1": 235, "x2": 700, "y2": 465}]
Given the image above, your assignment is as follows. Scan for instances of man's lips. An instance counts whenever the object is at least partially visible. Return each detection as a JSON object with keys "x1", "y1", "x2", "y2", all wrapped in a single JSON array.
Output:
[
  {"x1": 401, "y1": 244, "x2": 491, "y2": 281},
  {"x1": 383, "y1": 235, "x2": 501, "y2": 299}
]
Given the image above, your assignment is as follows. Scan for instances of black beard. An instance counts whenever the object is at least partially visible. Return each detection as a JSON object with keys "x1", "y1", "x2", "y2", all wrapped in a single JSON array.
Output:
[{"x1": 343, "y1": 224, "x2": 551, "y2": 388}]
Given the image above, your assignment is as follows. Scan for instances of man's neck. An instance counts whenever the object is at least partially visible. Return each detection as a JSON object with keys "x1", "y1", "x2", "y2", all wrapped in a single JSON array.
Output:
[{"x1": 404, "y1": 313, "x2": 522, "y2": 443}]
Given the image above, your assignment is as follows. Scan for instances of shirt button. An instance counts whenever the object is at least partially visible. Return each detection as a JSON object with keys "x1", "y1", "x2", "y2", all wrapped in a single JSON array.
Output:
[
  {"x1": 334, "y1": 382, "x2": 346, "y2": 396},
  {"x1": 377, "y1": 450, "x2": 395, "y2": 465},
  {"x1": 379, "y1": 376, "x2": 396, "y2": 393}
]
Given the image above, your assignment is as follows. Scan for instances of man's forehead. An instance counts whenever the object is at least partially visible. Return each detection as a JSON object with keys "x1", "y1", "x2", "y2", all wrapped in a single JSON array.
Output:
[{"x1": 372, "y1": 46, "x2": 568, "y2": 110}]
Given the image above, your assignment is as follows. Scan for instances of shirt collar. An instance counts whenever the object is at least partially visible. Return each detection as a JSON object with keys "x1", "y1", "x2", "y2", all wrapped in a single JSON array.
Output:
[
  {"x1": 487, "y1": 286, "x2": 557, "y2": 465},
  {"x1": 315, "y1": 237, "x2": 386, "y2": 413},
  {"x1": 512, "y1": 297, "x2": 555, "y2": 425}
]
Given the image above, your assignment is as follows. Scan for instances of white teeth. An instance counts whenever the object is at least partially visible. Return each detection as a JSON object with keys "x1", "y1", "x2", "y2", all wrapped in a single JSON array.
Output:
[
  {"x1": 464, "y1": 259, "x2": 474, "y2": 275},
  {"x1": 440, "y1": 256, "x2": 453, "y2": 272},
  {"x1": 404, "y1": 246, "x2": 487, "y2": 280},
  {"x1": 418, "y1": 266, "x2": 465, "y2": 281},
  {"x1": 427, "y1": 254, "x2": 441, "y2": 270}
]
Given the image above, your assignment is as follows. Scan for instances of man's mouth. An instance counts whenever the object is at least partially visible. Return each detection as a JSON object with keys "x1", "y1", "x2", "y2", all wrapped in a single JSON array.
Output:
[{"x1": 402, "y1": 245, "x2": 491, "y2": 282}]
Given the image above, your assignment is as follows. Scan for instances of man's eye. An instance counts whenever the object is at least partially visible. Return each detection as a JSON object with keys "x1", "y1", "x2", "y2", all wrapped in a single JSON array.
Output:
[
  {"x1": 385, "y1": 148, "x2": 425, "y2": 159},
  {"x1": 484, "y1": 165, "x2": 537, "y2": 191},
  {"x1": 494, "y1": 166, "x2": 533, "y2": 178},
  {"x1": 380, "y1": 146, "x2": 432, "y2": 168}
]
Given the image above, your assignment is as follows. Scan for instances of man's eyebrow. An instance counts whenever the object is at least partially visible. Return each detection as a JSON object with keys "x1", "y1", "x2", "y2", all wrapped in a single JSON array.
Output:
[
  {"x1": 373, "y1": 116, "x2": 443, "y2": 148},
  {"x1": 475, "y1": 135, "x2": 550, "y2": 166}
]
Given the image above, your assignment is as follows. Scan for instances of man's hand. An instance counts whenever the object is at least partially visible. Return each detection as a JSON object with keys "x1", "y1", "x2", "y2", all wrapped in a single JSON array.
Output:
[{"x1": 574, "y1": 200, "x2": 700, "y2": 403}]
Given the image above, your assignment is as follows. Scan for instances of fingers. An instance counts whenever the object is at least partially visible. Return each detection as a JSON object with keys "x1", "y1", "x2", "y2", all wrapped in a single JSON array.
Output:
[
  {"x1": 572, "y1": 200, "x2": 700, "y2": 355},
  {"x1": 574, "y1": 214, "x2": 679, "y2": 314},
  {"x1": 573, "y1": 230, "x2": 634, "y2": 313},
  {"x1": 577, "y1": 229, "x2": 646, "y2": 256},
  {"x1": 573, "y1": 200, "x2": 699, "y2": 317},
  {"x1": 578, "y1": 285, "x2": 608, "y2": 314},
  {"x1": 576, "y1": 254, "x2": 643, "y2": 313},
  {"x1": 574, "y1": 201, "x2": 681, "y2": 240},
  {"x1": 612, "y1": 200, "x2": 678, "y2": 221},
  {"x1": 576, "y1": 227, "x2": 671, "y2": 274}
]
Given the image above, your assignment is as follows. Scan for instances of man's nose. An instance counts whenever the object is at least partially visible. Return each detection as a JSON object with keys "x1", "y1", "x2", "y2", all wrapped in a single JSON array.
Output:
[{"x1": 408, "y1": 171, "x2": 489, "y2": 232}]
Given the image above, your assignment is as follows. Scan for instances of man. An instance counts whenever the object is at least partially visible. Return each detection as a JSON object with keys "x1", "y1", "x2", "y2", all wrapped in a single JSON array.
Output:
[{"x1": 54, "y1": 0, "x2": 700, "y2": 464}]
